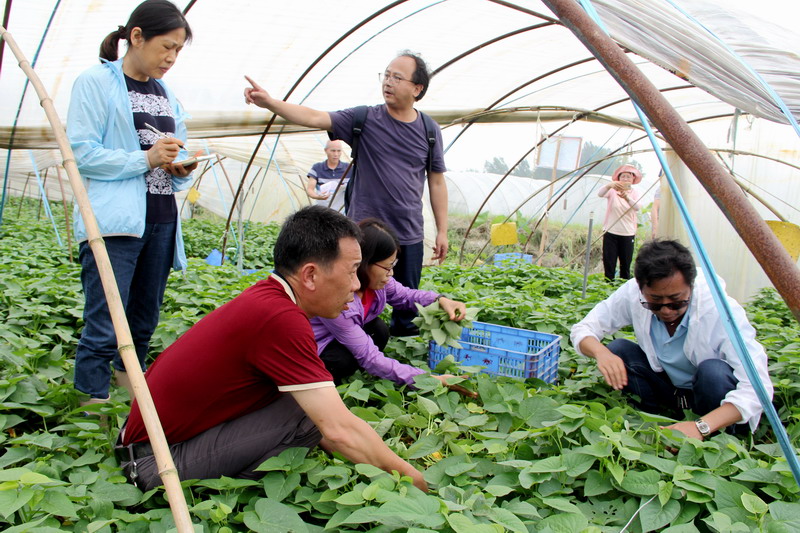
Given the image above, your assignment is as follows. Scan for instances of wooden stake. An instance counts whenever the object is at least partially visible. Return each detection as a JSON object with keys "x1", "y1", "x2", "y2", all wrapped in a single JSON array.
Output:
[{"x1": 0, "y1": 26, "x2": 194, "y2": 532}]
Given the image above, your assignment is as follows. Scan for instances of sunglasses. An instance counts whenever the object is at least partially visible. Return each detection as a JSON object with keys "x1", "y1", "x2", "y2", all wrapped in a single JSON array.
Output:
[{"x1": 639, "y1": 299, "x2": 690, "y2": 311}]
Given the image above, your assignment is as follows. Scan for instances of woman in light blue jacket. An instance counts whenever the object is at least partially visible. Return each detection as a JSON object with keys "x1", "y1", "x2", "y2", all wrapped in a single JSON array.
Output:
[{"x1": 67, "y1": 0, "x2": 194, "y2": 405}]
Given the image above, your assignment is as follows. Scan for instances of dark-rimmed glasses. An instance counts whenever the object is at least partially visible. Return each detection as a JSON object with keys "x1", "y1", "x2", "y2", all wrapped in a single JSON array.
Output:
[
  {"x1": 639, "y1": 299, "x2": 690, "y2": 311},
  {"x1": 373, "y1": 259, "x2": 399, "y2": 272}
]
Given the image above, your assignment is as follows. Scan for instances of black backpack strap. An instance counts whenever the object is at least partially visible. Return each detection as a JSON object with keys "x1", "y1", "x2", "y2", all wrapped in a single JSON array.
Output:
[
  {"x1": 350, "y1": 105, "x2": 369, "y2": 161},
  {"x1": 420, "y1": 111, "x2": 438, "y2": 174},
  {"x1": 331, "y1": 105, "x2": 368, "y2": 214}
]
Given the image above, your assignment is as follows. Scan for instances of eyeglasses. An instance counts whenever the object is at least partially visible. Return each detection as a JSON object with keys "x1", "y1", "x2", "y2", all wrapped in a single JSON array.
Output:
[
  {"x1": 639, "y1": 299, "x2": 690, "y2": 311},
  {"x1": 373, "y1": 259, "x2": 398, "y2": 272},
  {"x1": 378, "y1": 72, "x2": 416, "y2": 85}
]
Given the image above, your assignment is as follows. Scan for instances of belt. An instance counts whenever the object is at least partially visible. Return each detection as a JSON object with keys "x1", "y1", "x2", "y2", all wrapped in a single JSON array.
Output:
[
  {"x1": 114, "y1": 440, "x2": 153, "y2": 462},
  {"x1": 114, "y1": 440, "x2": 153, "y2": 488}
]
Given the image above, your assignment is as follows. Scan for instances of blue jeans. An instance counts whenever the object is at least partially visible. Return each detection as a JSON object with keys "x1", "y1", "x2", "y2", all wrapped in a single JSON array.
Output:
[
  {"x1": 74, "y1": 222, "x2": 176, "y2": 398},
  {"x1": 390, "y1": 241, "x2": 424, "y2": 335},
  {"x1": 607, "y1": 338, "x2": 742, "y2": 430}
]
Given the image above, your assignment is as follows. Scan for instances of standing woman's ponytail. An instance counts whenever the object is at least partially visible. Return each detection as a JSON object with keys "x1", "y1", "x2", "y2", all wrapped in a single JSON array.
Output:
[
  {"x1": 97, "y1": 0, "x2": 192, "y2": 63},
  {"x1": 99, "y1": 25, "x2": 127, "y2": 62}
]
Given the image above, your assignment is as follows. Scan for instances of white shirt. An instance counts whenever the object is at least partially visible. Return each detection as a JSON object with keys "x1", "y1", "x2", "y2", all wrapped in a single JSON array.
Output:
[{"x1": 570, "y1": 272, "x2": 773, "y2": 431}]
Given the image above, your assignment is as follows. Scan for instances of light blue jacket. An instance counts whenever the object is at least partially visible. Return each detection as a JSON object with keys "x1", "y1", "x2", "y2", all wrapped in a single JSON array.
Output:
[{"x1": 67, "y1": 58, "x2": 192, "y2": 269}]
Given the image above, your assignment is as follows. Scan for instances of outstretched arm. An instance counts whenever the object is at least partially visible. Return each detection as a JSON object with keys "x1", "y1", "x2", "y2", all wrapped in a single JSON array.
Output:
[
  {"x1": 290, "y1": 386, "x2": 427, "y2": 491},
  {"x1": 244, "y1": 76, "x2": 332, "y2": 131},
  {"x1": 664, "y1": 403, "x2": 743, "y2": 440}
]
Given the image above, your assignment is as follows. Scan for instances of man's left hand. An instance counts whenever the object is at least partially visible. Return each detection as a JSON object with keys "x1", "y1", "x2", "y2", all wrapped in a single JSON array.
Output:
[
  {"x1": 662, "y1": 421, "x2": 704, "y2": 441},
  {"x1": 432, "y1": 234, "x2": 448, "y2": 264}
]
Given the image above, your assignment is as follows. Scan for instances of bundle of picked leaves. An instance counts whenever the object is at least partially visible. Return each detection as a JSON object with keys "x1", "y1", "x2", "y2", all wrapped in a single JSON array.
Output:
[{"x1": 412, "y1": 300, "x2": 480, "y2": 348}]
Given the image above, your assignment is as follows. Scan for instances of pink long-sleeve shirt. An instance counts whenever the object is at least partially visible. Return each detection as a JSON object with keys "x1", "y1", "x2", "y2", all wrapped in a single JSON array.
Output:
[{"x1": 598, "y1": 183, "x2": 642, "y2": 236}]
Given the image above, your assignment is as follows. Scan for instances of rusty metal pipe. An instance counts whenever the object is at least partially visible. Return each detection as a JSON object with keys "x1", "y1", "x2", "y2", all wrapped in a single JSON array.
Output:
[{"x1": 541, "y1": 0, "x2": 800, "y2": 322}]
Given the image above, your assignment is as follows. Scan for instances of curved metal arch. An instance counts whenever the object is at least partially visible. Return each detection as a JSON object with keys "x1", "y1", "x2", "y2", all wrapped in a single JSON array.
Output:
[
  {"x1": 432, "y1": 21, "x2": 558, "y2": 76},
  {"x1": 218, "y1": 0, "x2": 412, "y2": 261}
]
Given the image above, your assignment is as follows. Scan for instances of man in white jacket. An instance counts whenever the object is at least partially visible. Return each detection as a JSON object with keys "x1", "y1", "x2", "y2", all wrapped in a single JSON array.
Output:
[{"x1": 571, "y1": 240, "x2": 772, "y2": 439}]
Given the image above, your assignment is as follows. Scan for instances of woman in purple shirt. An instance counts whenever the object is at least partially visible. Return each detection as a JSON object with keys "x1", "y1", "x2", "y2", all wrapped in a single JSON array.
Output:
[{"x1": 311, "y1": 219, "x2": 471, "y2": 392}]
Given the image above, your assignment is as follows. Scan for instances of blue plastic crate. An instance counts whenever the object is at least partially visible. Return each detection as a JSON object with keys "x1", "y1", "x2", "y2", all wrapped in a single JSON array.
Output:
[
  {"x1": 494, "y1": 253, "x2": 533, "y2": 268},
  {"x1": 428, "y1": 321, "x2": 560, "y2": 382}
]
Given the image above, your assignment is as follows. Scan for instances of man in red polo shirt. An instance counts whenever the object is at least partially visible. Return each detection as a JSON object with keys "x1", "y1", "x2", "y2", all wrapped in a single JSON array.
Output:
[{"x1": 119, "y1": 206, "x2": 427, "y2": 491}]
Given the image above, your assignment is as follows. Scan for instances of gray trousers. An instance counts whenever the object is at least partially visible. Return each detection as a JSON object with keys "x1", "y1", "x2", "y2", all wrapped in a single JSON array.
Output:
[{"x1": 125, "y1": 394, "x2": 321, "y2": 491}]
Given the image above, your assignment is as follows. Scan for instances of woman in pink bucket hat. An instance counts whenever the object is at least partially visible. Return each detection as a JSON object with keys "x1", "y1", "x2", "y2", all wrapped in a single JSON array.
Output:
[{"x1": 597, "y1": 164, "x2": 643, "y2": 280}]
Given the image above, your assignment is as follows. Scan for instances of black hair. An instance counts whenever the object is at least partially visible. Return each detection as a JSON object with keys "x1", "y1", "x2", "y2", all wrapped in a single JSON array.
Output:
[
  {"x1": 634, "y1": 239, "x2": 697, "y2": 289},
  {"x1": 274, "y1": 206, "x2": 362, "y2": 277},
  {"x1": 398, "y1": 50, "x2": 430, "y2": 101},
  {"x1": 357, "y1": 219, "x2": 400, "y2": 290},
  {"x1": 100, "y1": 0, "x2": 193, "y2": 62}
]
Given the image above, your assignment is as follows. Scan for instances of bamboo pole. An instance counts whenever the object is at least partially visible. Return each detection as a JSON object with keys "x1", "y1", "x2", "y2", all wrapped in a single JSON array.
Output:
[
  {"x1": 54, "y1": 165, "x2": 73, "y2": 263},
  {"x1": 0, "y1": 26, "x2": 194, "y2": 532}
]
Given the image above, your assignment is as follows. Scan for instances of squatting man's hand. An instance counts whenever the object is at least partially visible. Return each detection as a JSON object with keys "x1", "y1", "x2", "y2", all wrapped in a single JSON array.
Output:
[{"x1": 594, "y1": 349, "x2": 628, "y2": 390}]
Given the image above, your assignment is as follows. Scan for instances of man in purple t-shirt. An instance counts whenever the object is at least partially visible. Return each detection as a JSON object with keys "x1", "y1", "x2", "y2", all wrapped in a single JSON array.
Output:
[{"x1": 244, "y1": 51, "x2": 448, "y2": 336}]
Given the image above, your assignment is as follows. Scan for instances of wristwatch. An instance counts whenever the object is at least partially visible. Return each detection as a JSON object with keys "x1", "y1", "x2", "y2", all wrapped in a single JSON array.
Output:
[{"x1": 694, "y1": 418, "x2": 711, "y2": 437}]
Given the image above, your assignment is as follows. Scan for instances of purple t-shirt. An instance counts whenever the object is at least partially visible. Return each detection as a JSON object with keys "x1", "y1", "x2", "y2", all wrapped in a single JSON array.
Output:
[{"x1": 329, "y1": 105, "x2": 446, "y2": 245}]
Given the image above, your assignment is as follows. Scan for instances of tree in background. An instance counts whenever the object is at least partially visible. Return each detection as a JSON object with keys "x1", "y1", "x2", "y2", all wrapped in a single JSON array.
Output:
[
  {"x1": 511, "y1": 159, "x2": 533, "y2": 178},
  {"x1": 579, "y1": 141, "x2": 641, "y2": 176},
  {"x1": 484, "y1": 156, "x2": 509, "y2": 175},
  {"x1": 483, "y1": 157, "x2": 534, "y2": 177}
]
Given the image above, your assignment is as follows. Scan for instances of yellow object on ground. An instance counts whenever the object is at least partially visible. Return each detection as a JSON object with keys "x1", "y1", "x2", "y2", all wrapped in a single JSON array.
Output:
[
  {"x1": 491, "y1": 222, "x2": 518, "y2": 246},
  {"x1": 766, "y1": 220, "x2": 800, "y2": 262}
]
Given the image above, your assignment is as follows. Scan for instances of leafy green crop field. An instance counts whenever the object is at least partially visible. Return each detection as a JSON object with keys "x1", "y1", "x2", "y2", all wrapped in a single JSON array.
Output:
[{"x1": 1, "y1": 198, "x2": 799, "y2": 532}]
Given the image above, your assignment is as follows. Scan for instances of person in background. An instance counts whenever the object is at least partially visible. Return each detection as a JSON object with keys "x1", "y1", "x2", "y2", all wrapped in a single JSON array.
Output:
[
  {"x1": 67, "y1": 0, "x2": 196, "y2": 407},
  {"x1": 305, "y1": 140, "x2": 349, "y2": 212},
  {"x1": 598, "y1": 164, "x2": 643, "y2": 280},
  {"x1": 118, "y1": 206, "x2": 428, "y2": 492},
  {"x1": 311, "y1": 218, "x2": 475, "y2": 396},
  {"x1": 571, "y1": 239, "x2": 772, "y2": 439},
  {"x1": 244, "y1": 50, "x2": 449, "y2": 337}
]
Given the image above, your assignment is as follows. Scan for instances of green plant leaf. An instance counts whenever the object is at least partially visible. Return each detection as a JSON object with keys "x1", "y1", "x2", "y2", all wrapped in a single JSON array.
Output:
[
  {"x1": 407, "y1": 433, "x2": 443, "y2": 459},
  {"x1": 640, "y1": 497, "x2": 680, "y2": 532},
  {"x1": 620, "y1": 470, "x2": 660, "y2": 495},
  {"x1": 741, "y1": 492, "x2": 769, "y2": 515},
  {"x1": 584, "y1": 470, "x2": 613, "y2": 497},
  {"x1": 539, "y1": 512, "x2": 589, "y2": 533},
  {"x1": 262, "y1": 471, "x2": 300, "y2": 502},
  {"x1": 243, "y1": 497, "x2": 309, "y2": 533}
]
